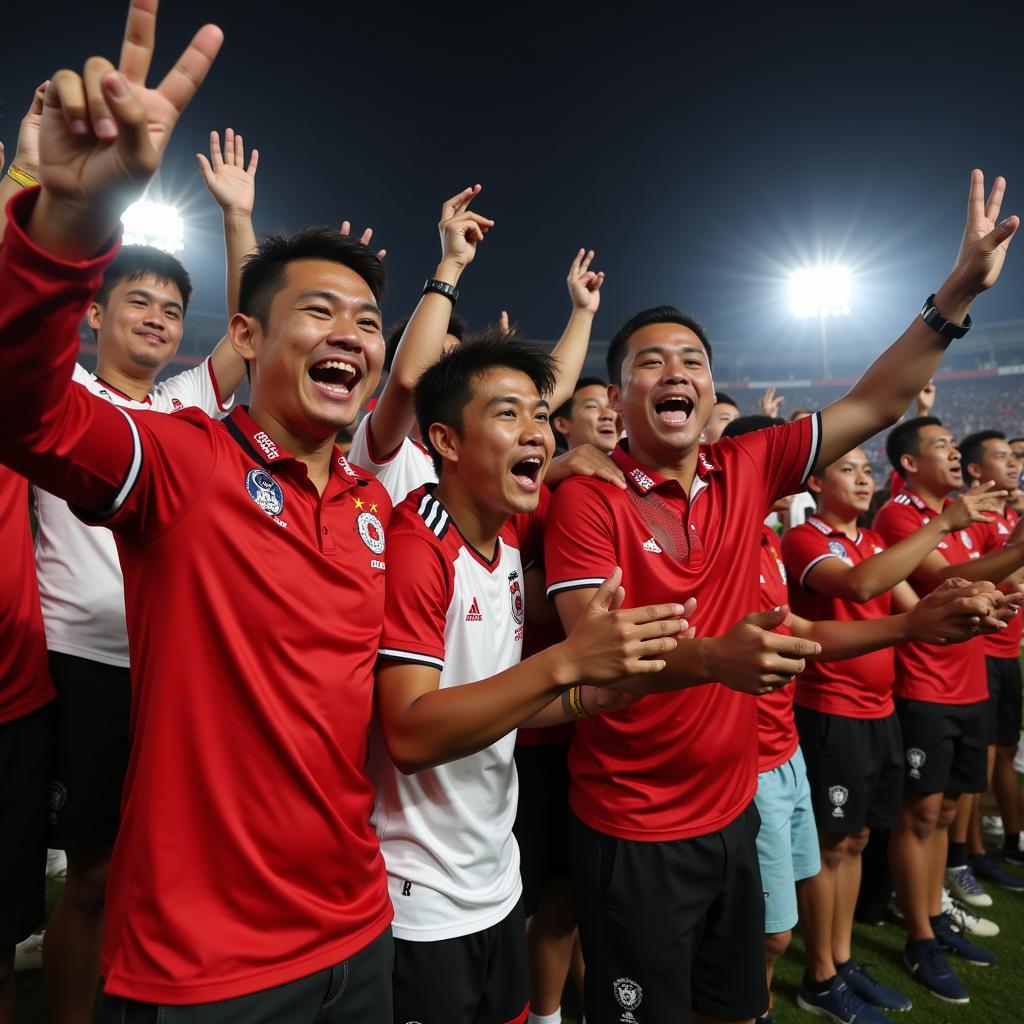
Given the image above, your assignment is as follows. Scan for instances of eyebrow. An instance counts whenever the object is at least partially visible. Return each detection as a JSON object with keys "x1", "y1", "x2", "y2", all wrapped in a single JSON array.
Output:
[
  {"x1": 632, "y1": 345, "x2": 707, "y2": 360},
  {"x1": 485, "y1": 395, "x2": 551, "y2": 411},
  {"x1": 125, "y1": 288, "x2": 183, "y2": 314},
  {"x1": 295, "y1": 290, "x2": 381, "y2": 316}
]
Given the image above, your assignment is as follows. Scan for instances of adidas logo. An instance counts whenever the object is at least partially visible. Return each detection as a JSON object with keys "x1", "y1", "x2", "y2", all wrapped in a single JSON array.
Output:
[
  {"x1": 642, "y1": 537, "x2": 662, "y2": 554},
  {"x1": 465, "y1": 597, "x2": 483, "y2": 622}
]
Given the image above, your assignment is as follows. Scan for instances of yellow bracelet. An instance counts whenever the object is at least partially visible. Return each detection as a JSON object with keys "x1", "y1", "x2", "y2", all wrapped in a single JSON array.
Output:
[
  {"x1": 7, "y1": 164, "x2": 39, "y2": 189},
  {"x1": 568, "y1": 685, "x2": 588, "y2": 719}
]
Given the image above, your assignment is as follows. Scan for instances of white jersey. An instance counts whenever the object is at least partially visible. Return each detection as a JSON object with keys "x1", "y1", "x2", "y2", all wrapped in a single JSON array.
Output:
[
  {"x1": 347, "y1": 412, "x2": 436, "y2": 506},
  {"x1": 370, "y1": 485, "x2": 546, "y2": 940},
  {"x1": 33, "y1": 359, "x2": 233, "y2": 667}
]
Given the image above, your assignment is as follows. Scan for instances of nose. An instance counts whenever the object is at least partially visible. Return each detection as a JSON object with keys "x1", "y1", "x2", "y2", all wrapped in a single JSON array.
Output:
[
  {"x1": 329, "y1": 317, "x2": 363, "y2": 353},
  {"x1": 141, "y1": 312, "x2": 165, "y2": 331}
]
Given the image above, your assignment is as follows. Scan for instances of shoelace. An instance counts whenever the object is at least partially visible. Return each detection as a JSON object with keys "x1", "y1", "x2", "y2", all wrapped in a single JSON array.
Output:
[
  {"x1": 829, "y1": 980, "x2": 866, "y2": 1021},
  {"x1": 844, "y1": 962, "x2": 881, "y2": 996},
  {"x1": 952, "y1": 866, "x2": 985, "y2": 896},
  {"x1": 918, "y1": 942, "x2": 954, "y2": 981}
]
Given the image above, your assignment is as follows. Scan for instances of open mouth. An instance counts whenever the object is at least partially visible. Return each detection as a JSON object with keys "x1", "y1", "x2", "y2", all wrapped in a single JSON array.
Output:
[
  {"x1": 511, "y1": 456, "x2": 544, "y2": 491},
  {"x1": 308, "y1": 358, "x2": 362, "y2": 397},
  {"x1": 654, "y1": 394, "x2": 694, "y2": 426}
]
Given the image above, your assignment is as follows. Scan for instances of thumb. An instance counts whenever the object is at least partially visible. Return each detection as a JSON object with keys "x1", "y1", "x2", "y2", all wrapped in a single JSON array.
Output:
[
  {"x1": 588, "y1": 567, "x2": 623, "y2": 612},
  {"x1": 743, "y1": 604, "x2": 789, "y2": 632},
  {"x1": 101, "y1": 72, "x2": 155, "y2": 168}
]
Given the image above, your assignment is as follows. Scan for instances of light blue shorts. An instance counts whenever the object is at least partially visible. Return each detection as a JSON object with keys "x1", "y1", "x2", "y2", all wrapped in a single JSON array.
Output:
[{"x1": 754, "y1": 745, "x2": 820, "y2": 933}]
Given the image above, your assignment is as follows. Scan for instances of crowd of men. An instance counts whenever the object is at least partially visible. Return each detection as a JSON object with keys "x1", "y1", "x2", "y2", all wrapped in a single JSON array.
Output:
[{"x1": 2, "y1": 4, "x2": 1024, "y2": 1024}]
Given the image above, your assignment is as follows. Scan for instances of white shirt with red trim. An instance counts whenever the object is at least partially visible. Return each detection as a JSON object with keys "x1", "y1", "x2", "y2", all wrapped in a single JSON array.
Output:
[
  {"x1": 347, "y1": 412, "x2": 437, "y2": 506},
  {"x1": 371, "y1": 485, "x2": 544, "y2": 941},
  {"x1": 33, "y1": 359, "x2": 232, "y2": 667}
]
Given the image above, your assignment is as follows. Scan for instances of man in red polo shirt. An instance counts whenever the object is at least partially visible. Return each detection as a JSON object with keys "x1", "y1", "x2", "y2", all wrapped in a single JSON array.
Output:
[
  {"x1": 0, "y1": 5, "x2": 399, "y2": 1017},
  {"x1": 875, "y1": 416, "x2": 1024, "y2": 1004},
  {"x1": 545, "y1": 171, "x2": 1019, "y2": 1023}
]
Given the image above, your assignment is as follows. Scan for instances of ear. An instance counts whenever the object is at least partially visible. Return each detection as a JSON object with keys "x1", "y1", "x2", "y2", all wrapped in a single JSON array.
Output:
[
  {"x1": 552, "y1": 415, "x2": 571, "y2": 440},
  {"x1": 966, "y1": 461, "x2": 982, "y2": 484},
  {"x1": 900, "y1": 452, "x2": 916, "y2": 477},
  {"x1": 806, "y1": 472, "x2": 823, "y2": 496},
  {"x1": 608, "y1": 383, "x2": 622, "y2": 413},
  {"x1": 427, "y1": 422, "x2": 461, "y2": 469},
  {"x1": 86, "y1": 303, "x2": 103, "y2": 331},
  {"x1": 228, "y1": 312, "x2": 259, "y2": 367}
]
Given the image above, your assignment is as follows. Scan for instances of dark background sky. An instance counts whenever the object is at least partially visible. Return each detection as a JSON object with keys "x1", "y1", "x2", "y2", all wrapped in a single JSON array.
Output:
[{"x1": 4, "y1": 1, "x2": 1024, "y2": 373}]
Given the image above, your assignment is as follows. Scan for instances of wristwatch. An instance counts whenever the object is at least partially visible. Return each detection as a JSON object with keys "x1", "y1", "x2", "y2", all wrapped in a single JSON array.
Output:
[
  {"x1": 423, "y1": 278, "x2": 459, "y2": 305},
  {"x1": 920, "y1": 294, "x2": 971, "y2": 340}
]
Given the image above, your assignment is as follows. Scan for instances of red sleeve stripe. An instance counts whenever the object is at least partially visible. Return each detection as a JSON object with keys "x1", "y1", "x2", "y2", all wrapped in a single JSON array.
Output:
[
  {"x1": 377, "y1": 647, "x2": 444, "y2": 670},
  {"x1": 92, "y1": 407, "x2": 143, "y2": 519},
  {"x1": 546, "y1": 576, "x2": 606, "y2": 598},
  {"x1": 798, "y1": 551, "x2": 838, "y2": 590},
  {"x1": 800, "y1": 411, "x2": 823, "y2": 484}
]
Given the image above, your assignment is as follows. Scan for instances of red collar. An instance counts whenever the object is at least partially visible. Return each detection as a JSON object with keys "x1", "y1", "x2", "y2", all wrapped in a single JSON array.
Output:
[{"x1": 611, "y1": 440, "x2": 719, "y2": 497}]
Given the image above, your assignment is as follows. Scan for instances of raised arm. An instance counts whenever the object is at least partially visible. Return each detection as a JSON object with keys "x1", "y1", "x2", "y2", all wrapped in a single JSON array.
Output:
[
  {"x1": 915, "y1": 514, "x2": 1024, "y2": 590},
  {"x1": 817, "y1": 171, "x2": 1018, "y2": 468},
  {"x1": 0, "y1": 81, "x2": 47, "y2": 239},
  {"x1": 547, "y1": 249, "x2": 605, "y2": 410},
  {"x1": 365, "y1": 185, "x2": 493, "y2": 460}
]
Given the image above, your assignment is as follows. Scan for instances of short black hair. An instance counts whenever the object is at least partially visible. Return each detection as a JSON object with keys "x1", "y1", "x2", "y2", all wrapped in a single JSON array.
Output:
[
  {"x1": 383, "y1": 312, "x2": 467, "y2": 374},
  {"x1": 714, "y1": 391, "x2": 738, "y2": 411},
  {"x1": 959, "y1": 429, "x2": 1006, "y2": 473},
  {"x1": 1010, "y1": 437, "x2": 1024, "y2": 446},
  {"x1": 552, "y1": 376, "x2": 608, "y2": 423},
  {"x1": 605, "y1": 306, "x2": 712, "y2": 386},
  {"x1": 721, "y1": 414, "x2": 783, "y2": 439},
  {"x1": 886, "y1": 416, "x2": 943, "y2": 477},
  {"x1": 95, "y1": 245, "x2": 192, "y2": 313},
  {"x1": 239, "y1": 227, "x2": 386, "y2": 329},
  {"x1": 414, "y1": 328, "x2": 556, "y2": 476}
]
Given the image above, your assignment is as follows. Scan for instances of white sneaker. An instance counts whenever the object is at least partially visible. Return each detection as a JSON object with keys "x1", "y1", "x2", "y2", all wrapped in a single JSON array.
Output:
[
  {"x1": 14, "y1": 932, "x2": 43, "y2": 972},
  {"x1": 982, "y1": 815, "x2": 1004, "y2": 837},
  {"x1": 46, "y1": 847, "x2": 67, "y2": 880},
  {"x1": 945, "y1": 864, "x2": 993, "y2": 908},
  {"x1": 942, "y1": 888, "x2": 1000, "y2": 938}
]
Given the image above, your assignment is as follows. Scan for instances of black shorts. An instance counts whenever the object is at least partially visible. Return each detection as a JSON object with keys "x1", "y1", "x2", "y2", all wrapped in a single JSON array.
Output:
[
  {"x1": 512, "y1": 740, "x2": 570, "y2": 917},
  {"x1": 0, "y1": 704, "x2": 51, "y2": 945},
  {"x1": 569, "y1": 802, "x2": 767, "y2": 1024},
  {"x1": 985, "y1": 656, "x2": 1023, "y2": 748},
  {"x1": 391, "y1": 900, "x2": 529, "y2": 1024},
  {"x1": 895, "y1": 697, "x2": 987, "y2": 796},
  {"x1": 794, "y1": 706, "x2": 903, "y2": 833},
  {"x1": 102, "y1": 927, "x2": 393, "y2": 1022},
  {"x1": 49, "y1": 652, "x2": 131, "y2": 853}
]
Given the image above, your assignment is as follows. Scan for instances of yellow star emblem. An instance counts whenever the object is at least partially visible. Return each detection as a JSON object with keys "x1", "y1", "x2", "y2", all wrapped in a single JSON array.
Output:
[
  {"x1": 369, "y1": 502, "x2": 379, "y2": 514},
  {"x1": 352, "y1": 497, "x2": 365, "y2": 511}
]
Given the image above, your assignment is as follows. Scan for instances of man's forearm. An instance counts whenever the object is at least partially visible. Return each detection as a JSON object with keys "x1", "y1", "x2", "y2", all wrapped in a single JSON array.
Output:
[
  {"x1": 223, "y1": 209, "x2": 257, "y2": 316},
  {"x1": 937, "y1": 545, "x2": 1024, "y2": 586},
  {"x1": 549, "y1": 307, "x2": 594, "y2": 410},
  {"x1": 796, "y1": 615, "x2": 908, "y2": 662}
]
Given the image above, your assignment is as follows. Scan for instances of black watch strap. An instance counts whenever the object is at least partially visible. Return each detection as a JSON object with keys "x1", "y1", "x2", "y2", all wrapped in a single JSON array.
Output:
[
  {"x1": 423, "y1": 278, "x2": 459, "y2": 305},
  {"x1": 920, "y1": 293, "x2": 971, "y2": 340}
]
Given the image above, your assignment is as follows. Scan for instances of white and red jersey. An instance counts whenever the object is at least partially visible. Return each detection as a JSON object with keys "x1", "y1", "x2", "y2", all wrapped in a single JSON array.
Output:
[
  {"x1": 347, "y1": 412, "x2": 436, "y2": 506},
  {"x1": 782, "y1": 517, "x2": 896, "y2": 718},
  {"x1": 372, "y1": 485, "x2": 546, "y2": 941},
  {"x1": 873, "y1": 487, "x2": 986, "y2": 704},
  {"x1": 33, "y1": 360, "x2": 232, "y2": 667},
  {"x1": 968, "y1": 506, "x2": 1023, "y2": 658}
]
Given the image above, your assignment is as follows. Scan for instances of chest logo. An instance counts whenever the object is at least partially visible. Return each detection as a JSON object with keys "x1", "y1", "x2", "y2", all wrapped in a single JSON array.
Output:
[
  {"x1": 642, "y1": 536, "x2": 663, "y2": 554},
  {"x1": 357, "y1": 511, "x2": 386, "y2": 554},
  {"x1": 246, "y1": 469, "x2": 284, "y2": 516},
  {"x1": 961, "y1": 531, "x2": 973, "y2": 549},
  {"x1": 508, "y1": 570, "x2": 525, "y2": 626}
]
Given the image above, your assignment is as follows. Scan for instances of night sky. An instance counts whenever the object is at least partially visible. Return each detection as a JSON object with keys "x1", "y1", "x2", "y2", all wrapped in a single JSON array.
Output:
[{"x1": 4, "y1": 1, "x2": 1024, "y2": 369}]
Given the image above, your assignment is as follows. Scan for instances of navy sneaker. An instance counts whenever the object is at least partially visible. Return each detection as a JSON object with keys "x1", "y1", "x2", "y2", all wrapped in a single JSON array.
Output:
[
  {"x1": 796, "y1": 976, "x2": 893, "y2": 1023},
  {"x1": 1005, "y1": 842, "x2": 1024, "y2": 867},
  {"x1": 932, "y1": 913, "x2": 998, "y2": 966},
  {"x1": 838, "y1": 961, "x2": 912, "y2": 1012},
  {"x1": 904, "y1": 940, "x2": 969, "y2": 1004},
  {"x1": 969, "y1": 851, "x2": 1024, "y2": 892}
]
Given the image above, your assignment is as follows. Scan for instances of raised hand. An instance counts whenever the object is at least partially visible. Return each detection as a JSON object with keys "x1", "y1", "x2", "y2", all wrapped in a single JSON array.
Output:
[
  {"x1": 952, "y1": 170, "x2": 1019, "y2": 297},
  {"x1": 499, "y1": 310, "x2": 511, "y2": 335},
  {"x1": 760, "y1": 385, "x2": 784, "y2": 418},
  {"x1": 32, "y1": 0, "x2": 223, "y2": 257},
  {"x1": 940, "y1": 481, "x2": 1008, "y2": 531},
  {"x1": 544, "y1": 443, "x2": 627, "y2": 490},
  {"x1": 567, "y1": 248, "x2": 604, "y2": 314},
  {"x1": 10, "y1": 81, "x2": 48, "y2": 178},
  {"x1": 438, "y1": 184, "x2": 494, "y2": 272},
  {"x1": 197, "y1": 128, "x2": 258, "y2": 216},
  {"x1": 339, "y1": 219, "x2": 386, "y2": 260},
  {"x1": 910, "y1": 578, "x2": 1016, "y2": 643},
  {"x1": 914, "y1": 381, "x2": 936, "y2": 416}
]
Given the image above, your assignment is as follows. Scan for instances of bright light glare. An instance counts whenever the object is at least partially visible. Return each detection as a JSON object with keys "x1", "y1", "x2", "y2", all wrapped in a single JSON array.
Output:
[
  {"x1": 121, "y1": 199, "x2": 185, "y2": 254},
  {"x1": 789, "y1": 265, "x2": 851, "y2": 318}
]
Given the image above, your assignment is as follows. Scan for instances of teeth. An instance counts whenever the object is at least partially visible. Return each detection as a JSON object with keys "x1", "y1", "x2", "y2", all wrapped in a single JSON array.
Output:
[
  {"x1": 315, "y1": 360, "x2": 356, "y2": 378},
  {"x1": 522, "y1": 457, "x2": 542, "y2": 464}
]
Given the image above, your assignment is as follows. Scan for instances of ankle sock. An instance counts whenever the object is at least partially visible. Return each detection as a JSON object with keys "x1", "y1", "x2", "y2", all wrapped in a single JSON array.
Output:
[
  {"x1": 803, "y1": 973, "x2": 837, "y2": 997},
  {"x1": 1004, "y1": 831, "x2": 1021, "y2": 851},
  {"x1": 947, "y1": 841, "x2": 967, "y2": 867},
  {"x1": 528, "y1": 1012, "x2": 561, "y2": 1024}
]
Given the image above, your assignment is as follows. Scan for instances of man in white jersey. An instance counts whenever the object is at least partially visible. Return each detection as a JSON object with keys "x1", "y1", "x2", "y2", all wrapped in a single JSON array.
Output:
[{"x1": 371, "y1": 333, "x2": 690, "y2": 1023}]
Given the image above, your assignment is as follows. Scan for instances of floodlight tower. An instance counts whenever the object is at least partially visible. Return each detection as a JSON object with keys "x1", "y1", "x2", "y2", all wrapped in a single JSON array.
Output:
[
  {"x1": 121, "y1": 198, "x2": 185, "y2": 254},
  {"x1": 788, "y1": 265, "x2": 852, "y2": 378}
]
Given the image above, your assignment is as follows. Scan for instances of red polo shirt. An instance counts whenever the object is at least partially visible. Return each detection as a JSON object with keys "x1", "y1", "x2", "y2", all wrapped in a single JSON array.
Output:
[
  {"x1": 0, "y1": 190, "x2": 392, "y2": 1003},
  {"x1": 781, "y1": 517, "x2": 896, "y2": 718},
  {"x1": 0, "y1": 465, "x2": 53, "y2": 724},
  {"x1": 757, "y1": 526, "x2": 799, "y2": 774},
  {"x1": 968, "y1": 506, "x2": 1023, "y2": 658},
  {"x1": 545, "y1": 415, "x2": 821, "y2": 842},
  {"x1": 873, "y1": 487, "x2": 987, "y2": 705}
]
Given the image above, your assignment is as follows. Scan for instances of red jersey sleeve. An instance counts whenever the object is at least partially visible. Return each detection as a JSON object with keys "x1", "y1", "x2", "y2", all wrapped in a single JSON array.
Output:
[
  {"x1": 721, "y1": 412, "x2": 822, "y2": 507},
  {"x1": 378, "y1": 526, "x2": 452, "y2": 670},
  {"x1": 782, "y1": 522, "x2": 838, "y2": 592},
  {"x1": 544, "y1": 479, "x2": 617, "y2": 597},
  {"x1": 0, "y1": 189, "x2": 214, "y2": 540}
]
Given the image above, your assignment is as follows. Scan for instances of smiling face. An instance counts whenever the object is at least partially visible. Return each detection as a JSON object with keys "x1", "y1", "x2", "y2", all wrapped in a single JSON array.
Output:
[
  {"x1": 965, "y1": 437, "x2": 1021, "y2": 492},
  {"x1": 554, "y1": 383, "x2": 618, "y2": 453},
  {"x1": 704, "y1": 400, "x2": 740, "y2": 443},
  {"x1": 430, "y1": 366, "x2": 555, "y2": 518},
  {"x1": 810, "y1": 448, "x2": 874, "y2": 517},
  {"x1": 610, "y1": 322, "x2": 714, "y2": 460},
  {"x1": 904, "y1": 423, "x2": 963, "y2": 493},
  {"x1": 88, "y1": 274, "x2": 185, "y2": 374},
  {"x1": 234, "y1": 259, "x2": 384, "y2": 442}
]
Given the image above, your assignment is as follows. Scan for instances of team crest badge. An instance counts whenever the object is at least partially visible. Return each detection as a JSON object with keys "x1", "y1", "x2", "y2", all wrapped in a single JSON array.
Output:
[
  {"x1": 614, "y1": 977, "x2": 643, "y2": 1019},
  {"x1": 961, "y1": 531, "x2": 973, "y2": 549},
  {"x1": 357, "y1": 511, "x2": 386, "y2": 554},
  {"x1": 907, "y1": 748, "x2": 926, "y2": 780},
  {"x1": 246, "y1": 469, "x2": 284, "y2": 516},
  {"x1": 829, "y1": 785, "x2": 848, "y2": 818},
  {"x1": 828, "y1": 540, "x2": 847, "y2": 558},
  {"x1": 508, "y1": 570, "x2": 525, "y2": 626}
]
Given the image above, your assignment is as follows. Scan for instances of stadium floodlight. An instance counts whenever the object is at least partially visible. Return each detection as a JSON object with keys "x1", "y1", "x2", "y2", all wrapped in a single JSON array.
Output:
[
  {"x1": 788, "y1": 265, "x2": 852, "y2": 319},
  {"x1": 121, "y1": 198, "x2": 185, "y2": 254}
]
